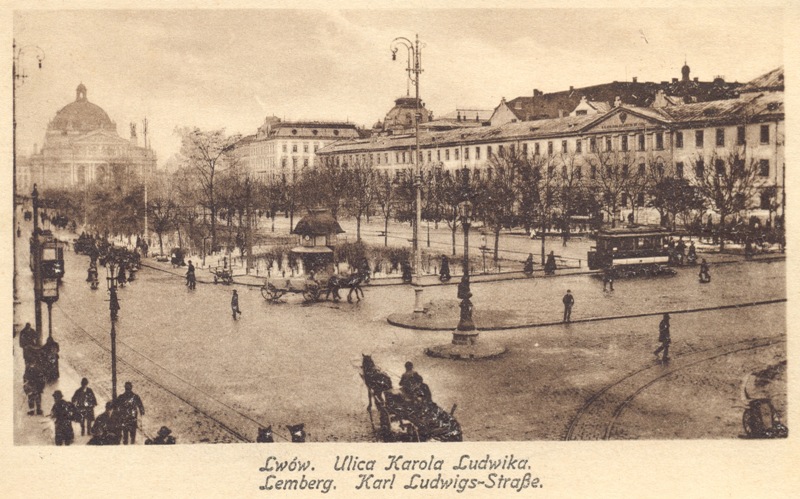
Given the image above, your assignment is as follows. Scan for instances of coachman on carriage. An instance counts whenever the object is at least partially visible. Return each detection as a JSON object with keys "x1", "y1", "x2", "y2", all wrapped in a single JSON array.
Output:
[{"x1": 360, "y1": 355, "x2": 462, "y2": 442}]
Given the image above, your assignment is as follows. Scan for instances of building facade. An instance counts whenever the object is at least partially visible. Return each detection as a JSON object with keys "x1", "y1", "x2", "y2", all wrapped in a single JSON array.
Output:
[
  {"x1": 318, "y1": 87, "x2": 784, "y2": 221},
  {"x1": 236, "y1": 116, "x2": 360, "y2": 182},
  {"x1": 17, "y1": 84, "x2": 156, "y2": 193}
]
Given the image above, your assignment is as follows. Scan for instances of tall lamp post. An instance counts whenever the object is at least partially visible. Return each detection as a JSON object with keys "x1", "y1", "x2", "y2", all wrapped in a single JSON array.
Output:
[
  {"x1": 426, "y1": 167, "x2": 506, "y2": 360},
  {"x1": 13, "y1": 41, "x2": 44, "y2": 309},
  {"x1": 31, "y1": 185, "x2": 44, "y2": 343},
  {"x1": 106, "y1": 262, "x2": 120, "y2": 400},
  {"x1": 391, "y1": 34, "x2": 425, "y2": 313}
]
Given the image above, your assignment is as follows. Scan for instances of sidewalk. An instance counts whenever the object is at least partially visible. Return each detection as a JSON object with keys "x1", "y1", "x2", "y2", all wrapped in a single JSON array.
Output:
[{"x1": 12, "y1": 335, "x2": 112, "y2": 446}]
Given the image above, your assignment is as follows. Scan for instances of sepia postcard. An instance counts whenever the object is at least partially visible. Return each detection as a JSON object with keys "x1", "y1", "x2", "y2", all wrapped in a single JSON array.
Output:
[{"x1": 2, "y1": 1, "x2": 798, "y2": 497}]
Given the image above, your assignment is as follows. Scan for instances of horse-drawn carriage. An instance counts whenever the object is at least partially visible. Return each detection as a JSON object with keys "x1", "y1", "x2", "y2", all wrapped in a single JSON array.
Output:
[
  {"x1": 261, "y1": 276, "x2": 322, "y2": 303},
  {"x1": 210, "y1": 266, "x2": 234, "y2": 285},
  {"x1": 360, "y1": 355, "x2": 462, "y2": 442},
  {"x1": 260, "y1": 267, "x2": 370, "y2": 304}
]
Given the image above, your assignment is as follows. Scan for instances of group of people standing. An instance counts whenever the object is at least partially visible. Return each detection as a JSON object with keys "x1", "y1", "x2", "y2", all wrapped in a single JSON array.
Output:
[{"x1": 46, "y1": 379, "x2": 147, "y2": 446}]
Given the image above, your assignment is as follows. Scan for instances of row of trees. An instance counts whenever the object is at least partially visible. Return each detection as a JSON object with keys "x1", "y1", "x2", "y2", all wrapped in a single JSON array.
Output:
[{"x1": 38, "y1": 128, "x2": 775, "y2": 265}]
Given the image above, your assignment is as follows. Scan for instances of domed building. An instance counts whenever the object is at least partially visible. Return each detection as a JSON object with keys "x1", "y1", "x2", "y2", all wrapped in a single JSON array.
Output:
[{"x1": 18, "y1": 83, "x2": 156, "y2": 192}]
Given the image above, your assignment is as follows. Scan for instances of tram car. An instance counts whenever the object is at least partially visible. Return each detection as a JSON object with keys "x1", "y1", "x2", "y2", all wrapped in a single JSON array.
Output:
[
  {"x1": 30, "y1": 230, "x2": 66, "y2": 281},
  {"x1": 587, "y1": 226, "x2": 672, "y2": 270}
]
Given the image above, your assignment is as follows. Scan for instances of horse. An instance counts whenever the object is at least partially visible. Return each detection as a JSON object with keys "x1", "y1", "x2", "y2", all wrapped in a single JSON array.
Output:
[
  {"x1": 324, "y1": 267, "x2": 369, "y2": 303},
  {"x1": 361, "y1": 354, "x2": 393, "y2": 437}
]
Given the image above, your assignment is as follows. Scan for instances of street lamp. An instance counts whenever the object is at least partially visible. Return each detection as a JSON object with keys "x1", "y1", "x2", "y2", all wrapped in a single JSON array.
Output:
[
  {"x1": 41, "y1": 278, "x2": 59, "y2": 339},
  {"x1": 426, "y1": 167, "x2": 506, "y2": 360},
  {"x1": 391, "y1": 34, "x2": 425, "y2": 313},
  {"x1": 106, "y1": 261, "x2": 120, "y2": 400},
  {"x1": 13, "y1": 41, "x2": 44, "y2": 309}
]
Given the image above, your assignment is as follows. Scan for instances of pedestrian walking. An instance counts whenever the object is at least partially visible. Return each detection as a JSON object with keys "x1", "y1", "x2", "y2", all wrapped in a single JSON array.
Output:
[
  {"x1": 654, "y1": 313, "x2": 671, "y2": 362},
  {"x1": 71, "y1": 377, "x2": 98, "y2": 437},
  {"x1": 115, "y1": 381, "x2": 145, "y2": 445},
  {"x1": 603, "y1": 265, "x2": 615, "y2": 292},
  {"x1": 231, "y1": 290, "x2": 242, "y2": 320},
  {"x1": 50, "y1": 390, "x2": 77, "y2": 446},
  {"x1": 562, "y1": 290, "x2": 575, "y2": 323},
  {"x1": 23, "y1": 363, "x2": 45, "y2": 416},
  {"x1": 88, "y1": 402, "x2": 120, "y2": 445},
  {"x1": 186, "y1": 260, "x2": 196, "y2": 289},
  {"x1": 545, "y1": 251, "x2": 557, "y2": 275}
]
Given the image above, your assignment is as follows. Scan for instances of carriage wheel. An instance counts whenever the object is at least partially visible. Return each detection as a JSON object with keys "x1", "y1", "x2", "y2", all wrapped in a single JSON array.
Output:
[
  {"x1": 742, "y1": 409, "x2": 756, "y2": 437},
  {"x1": 303, "y1": 288, "x2": 319, "y2": 302},
  {"x1": 261, "y1": 284, "x2": 274, "y2": 301}
]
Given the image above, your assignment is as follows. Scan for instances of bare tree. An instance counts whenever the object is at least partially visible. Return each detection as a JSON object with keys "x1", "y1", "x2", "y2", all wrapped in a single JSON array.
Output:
[
  {"x1": 592, "y1": 150, "x2": 638, "y2": 228},
  {"x1": 483, "y1": 146, "x2": 524, "y2": 261},
  {"x1": 373, "y1": 171, "x2": 396, "y2": 247},
  {"x1": 342, "y1": 157, "x2": 376, "y2": 242},
  {"x1": 175, "y1": 127, "x2": 241, "y2": 250},
  {"x1": 557, "y1": 150, "x2": 585, "y2": 245},
  {"x1": 693, "y1": 149, "x2": 761, "y2": 250}
]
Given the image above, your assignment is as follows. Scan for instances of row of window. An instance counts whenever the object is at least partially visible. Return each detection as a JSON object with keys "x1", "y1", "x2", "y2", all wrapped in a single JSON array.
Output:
[
  {"x1": 328, "y1": 124, "x2": 774, "y2": 168},
  {"x1": 675, "y1": 125, "x2": 770, "y2": 149},
  {"x1": 280, "y1": 142, "x2": 322, "y2": 154}
]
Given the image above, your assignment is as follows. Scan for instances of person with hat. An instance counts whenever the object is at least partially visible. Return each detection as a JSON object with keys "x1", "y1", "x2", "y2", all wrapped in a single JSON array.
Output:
[
  {"x1": 654, "y1": 313, "x2": 671, "y2": 362},
  {"x1": 71, "y1": 377, "x2": 98, "y2": 436},
  {"x1": 145, "y1": 426, "x2": 176, "y2": 445},
  {"x1": 115, "y1": 381, "x2": 145, "y2": 445},
  {"x1": 88, "y1": 402, "x2": 121, "y2": 445},
  {"x1": 18, "y1": 322, "x2": 37, "y2": 351},
  {"x1": 400, "y1": 361, "x2": 431, "y2": 402},
  {"x1": 50, "y1": 390, "x2": 76, "y2": 446},
  {"x1": 562, "y1": 290, "x2": 575, "y2": 323}
]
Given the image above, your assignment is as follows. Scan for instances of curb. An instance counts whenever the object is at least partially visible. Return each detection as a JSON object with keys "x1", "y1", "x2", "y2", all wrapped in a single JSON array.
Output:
[{"x1": 387, "y1": 298, "x2": 787, "y2": 332}]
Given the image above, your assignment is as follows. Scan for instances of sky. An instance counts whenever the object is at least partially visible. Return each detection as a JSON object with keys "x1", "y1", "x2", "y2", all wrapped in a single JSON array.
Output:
[{"x1": 13, "y1": 8, "x2": 784, "y2": 168}]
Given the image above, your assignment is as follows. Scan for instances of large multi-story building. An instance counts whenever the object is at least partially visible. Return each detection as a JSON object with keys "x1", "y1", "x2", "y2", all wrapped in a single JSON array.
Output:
[
  {"x1": 17, "y1": 83, "x2": 156, "y2": 193},
  {"x1": 317, "y1": 68, "x2": 784, "y2": 221},
  {"x1": 236, "y1": 116, "x2": 360, "y2": 182}
]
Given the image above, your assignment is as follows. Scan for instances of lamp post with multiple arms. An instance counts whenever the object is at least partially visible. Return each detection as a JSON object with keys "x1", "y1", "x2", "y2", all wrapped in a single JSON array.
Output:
[{"x1": 391, "y1": 34, "x2": 425, "y2": 313}]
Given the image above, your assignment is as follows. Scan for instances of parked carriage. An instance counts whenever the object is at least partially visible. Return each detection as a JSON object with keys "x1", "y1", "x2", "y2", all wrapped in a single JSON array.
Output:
[{"x1": 210, "y1": 266, "x2": 234, "y2": 285}]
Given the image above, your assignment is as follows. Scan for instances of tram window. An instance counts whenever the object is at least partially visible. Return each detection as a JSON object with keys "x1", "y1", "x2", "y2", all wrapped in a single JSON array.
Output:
[
  {"x1": 43, "y1": 248, "x2": 57, "y2": 259},
  {"x1": 618, "y1": 239, "x2": 634, "y2": 251}
]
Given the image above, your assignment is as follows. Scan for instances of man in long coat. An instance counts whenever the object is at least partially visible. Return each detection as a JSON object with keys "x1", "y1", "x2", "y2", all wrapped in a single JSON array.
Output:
[
  {"x1": 71, "y1": 378, "x2": 98, "y2": 436},
  {"x1": 115, "y1": 381, "x2": 145, "y2": 445}
]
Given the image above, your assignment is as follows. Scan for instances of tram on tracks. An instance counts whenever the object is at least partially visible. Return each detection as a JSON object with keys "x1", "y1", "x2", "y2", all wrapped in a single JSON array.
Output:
[{"x1": 587, "y1": 225, "x2": 673, "y2": 271}]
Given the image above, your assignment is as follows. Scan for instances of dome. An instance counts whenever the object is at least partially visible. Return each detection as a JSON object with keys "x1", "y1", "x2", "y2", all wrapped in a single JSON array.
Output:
[{"x1": 48, "y1": 84, "x2": 116, "y2": 133}]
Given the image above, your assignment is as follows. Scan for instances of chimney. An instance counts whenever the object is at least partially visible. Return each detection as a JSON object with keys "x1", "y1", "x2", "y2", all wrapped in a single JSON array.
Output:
[
  {"x1": 672, "y1": 78, "x2": 678, "y2": 83},
  {"x1": 533, "y1": 89, "x2": 543, "y2": 97},
  {"x1": 632, "y1": 76, "x2": 638, "y2": 83},
  {"x1": 475, "y1": 113, "x2": 480, "y2": 122},
  {"x1": 693, "y1": 77, "x2": 699, "y2": 82},
  {"x1": 569, "y1": 86, "x2": 574, "y2": 92}
]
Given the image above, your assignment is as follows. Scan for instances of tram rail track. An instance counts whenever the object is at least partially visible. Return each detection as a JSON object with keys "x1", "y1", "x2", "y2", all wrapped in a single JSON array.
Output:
[
  {"x1": 564, "y1": 333, "x2": 785, "y2": 441},
  {"x1": 53, "y1": 298, "x2": 279, "y2": 443}
]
